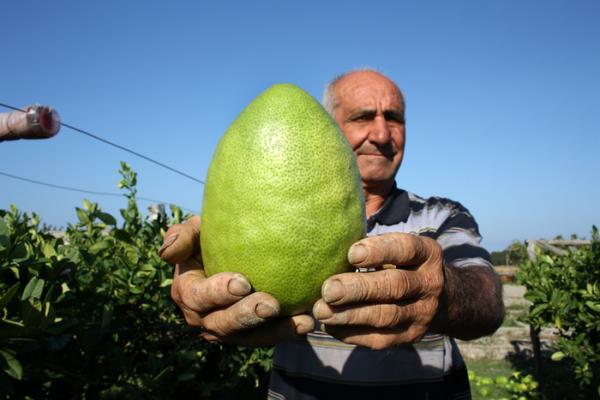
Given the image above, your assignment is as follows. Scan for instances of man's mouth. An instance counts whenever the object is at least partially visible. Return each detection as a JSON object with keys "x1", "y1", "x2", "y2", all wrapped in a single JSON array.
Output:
[
  {"x1": 357, "y1": 151, "x2": 395, "y2": 160},
  {"x1": 356, "y1": 143, "x2": 396, "y2": 160}
]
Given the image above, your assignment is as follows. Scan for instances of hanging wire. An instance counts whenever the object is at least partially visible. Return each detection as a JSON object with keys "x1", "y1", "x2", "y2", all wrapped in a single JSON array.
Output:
[
  {"x1": 0, "y1": 170, "x2": 198, "y2": 213},
  {"x1": 0, "y1": 102, "x2": 205, "y2": 184}
]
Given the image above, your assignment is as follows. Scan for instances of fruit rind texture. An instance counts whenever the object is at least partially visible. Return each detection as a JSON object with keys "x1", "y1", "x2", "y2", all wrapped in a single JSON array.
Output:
[{"x1": 201, "y1": 83, "x2": 366, "y2": 315}]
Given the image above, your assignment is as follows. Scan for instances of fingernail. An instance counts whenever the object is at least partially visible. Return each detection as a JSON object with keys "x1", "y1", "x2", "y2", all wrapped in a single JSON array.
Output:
[
  {"x1": 322, "y1": 279, "x2": 344, "y2": 303},
  {"x1": 227, "y1": 275, "x2": 251, "y2": 296},
  {"x1": 159, "y1": 233, "x2": 178, "y2": 256},
  {"x1": 313, "y1": 302, "x2": 332, "y2": 320},
  {"x1": 255, "y1": 302, "x2": 278, "y2": 319},
  {"x1": 295, "y1": 319, "x2": 315, "y2": 334},
  {"x1": 348, "y1": 244, "x2": 368, "y2": 264}
]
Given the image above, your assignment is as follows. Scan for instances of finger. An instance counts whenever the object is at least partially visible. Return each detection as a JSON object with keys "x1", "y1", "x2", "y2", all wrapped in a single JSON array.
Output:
[
  {"x1": 348, "y1": 233, "x2": 442, "y2": 269},
  {"x1": 323, "y1": 324, "x2": 426, "y2": 349},
  {"x1": 201, "y1": 292, "x2": 281, "y2": 336},
  {"x1": 313, "y1": 299, "x2": 437, "y2": 328},
  {"x1": 320, "y1": 269, "x2": 427, "y2": 305},
  {"x1": 176, "y1": 270, "x2": 252, "y2": 313},
  {"x1": 180, "y1": 306, "x2": 204, "y2": 327},
  {"x1": 170, "y1": 260, "x2": 204, "y2": 306},
  {"x1": 160, "y1": 215, "x2": 202, "y2": 264},
  {"x1": 219, "y1": 314, "x2": 315, "y2": 346}
]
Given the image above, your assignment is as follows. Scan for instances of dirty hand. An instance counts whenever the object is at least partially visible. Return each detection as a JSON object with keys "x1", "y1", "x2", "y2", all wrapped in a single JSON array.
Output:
[
  {"x1": 159, "y1": 216, "x2": 314, "y2": 346},
  {"x1": 312, "y1": 233, "x2": 445, "y2": 349}
]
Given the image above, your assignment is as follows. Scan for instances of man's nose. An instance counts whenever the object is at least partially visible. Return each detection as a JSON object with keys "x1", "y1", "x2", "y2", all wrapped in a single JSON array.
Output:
[{"x1": 368, "y1": 115, "x2": 391, "y2": 144}]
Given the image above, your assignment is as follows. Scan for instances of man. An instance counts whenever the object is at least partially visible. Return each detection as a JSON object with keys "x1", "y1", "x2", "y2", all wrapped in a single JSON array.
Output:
[{"x1": 160, "y1": 70, "x2": 504, "y2": 399}]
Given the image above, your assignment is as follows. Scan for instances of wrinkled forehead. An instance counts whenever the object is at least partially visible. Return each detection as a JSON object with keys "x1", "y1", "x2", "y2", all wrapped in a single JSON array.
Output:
[{"x1": 335, "y1": 73, "x2": 404, "y2": 111}]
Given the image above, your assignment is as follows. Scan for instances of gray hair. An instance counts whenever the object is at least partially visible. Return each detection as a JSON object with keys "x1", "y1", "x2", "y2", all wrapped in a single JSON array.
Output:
[
  {"x1": 322, "y1": 73, "x2": 346, "y2": 116},
  {"x1": 322, "y1": 68, "x2": 403, "y2": 117}
]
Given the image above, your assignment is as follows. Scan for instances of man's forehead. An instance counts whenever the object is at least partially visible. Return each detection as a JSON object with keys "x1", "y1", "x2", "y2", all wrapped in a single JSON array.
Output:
[{"x1": 336, "y1": 75, "x2": 404, "y2": 111}]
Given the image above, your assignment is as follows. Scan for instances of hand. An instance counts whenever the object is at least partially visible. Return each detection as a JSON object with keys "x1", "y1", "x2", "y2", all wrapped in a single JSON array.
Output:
[
  {"x1": 312, "y1": 233, "x2": 444, "y2": 350},
  {"x1": 159, "y1": 216, "x2": 314, "y2": 346}
]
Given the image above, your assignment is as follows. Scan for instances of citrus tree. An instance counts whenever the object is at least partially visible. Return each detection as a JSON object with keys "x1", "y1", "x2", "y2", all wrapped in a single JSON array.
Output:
[
  {"x1": 517, "y1": 228, "x2": 600, "y2": 397},
  {"x1": 0, "y1": 162, "x2": 272, "y2": 399}
]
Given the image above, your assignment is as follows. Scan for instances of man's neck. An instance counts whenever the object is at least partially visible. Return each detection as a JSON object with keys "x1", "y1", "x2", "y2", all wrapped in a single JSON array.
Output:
[{"x1": 362, "y1": 180, "x2": 395, "y2": 219}]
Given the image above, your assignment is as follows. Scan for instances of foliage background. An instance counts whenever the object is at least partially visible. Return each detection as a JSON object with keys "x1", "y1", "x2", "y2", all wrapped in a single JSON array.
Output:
[
  {"x1": 517, "y1": 230, "x2": 600, "y2": 398},
  {"x1": 0, "y1": 163, "x2": 272, "y2": 399}
]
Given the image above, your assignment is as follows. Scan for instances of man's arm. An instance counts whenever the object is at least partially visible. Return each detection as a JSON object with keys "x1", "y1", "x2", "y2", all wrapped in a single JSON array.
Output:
[{"x1": 432, "y1": 263, "x2": 505, "y2": 340}]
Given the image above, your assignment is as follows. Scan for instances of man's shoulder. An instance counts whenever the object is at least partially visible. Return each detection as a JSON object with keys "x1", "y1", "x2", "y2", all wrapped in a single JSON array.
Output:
[{"x1": 400, "y1": 188, "x2": 468, "y2": 215}]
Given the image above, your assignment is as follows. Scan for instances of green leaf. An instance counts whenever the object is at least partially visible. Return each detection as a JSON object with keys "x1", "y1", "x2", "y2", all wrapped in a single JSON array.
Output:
[
  {"x1": 125, "y1": 247, "x2": 139, "y2": 264},
  {"x1": 0, "y1": 349, "x2": 22, "y2": 380},
  {"x1": 129, "y1": 286, "x2": 143, "y2": 294},
  {"x1": 21, "y1": 277, "x2": 44, "y2": 301},
  {"x1": 9, "y1": 267, "x2": 19, "y2": 279},
  {"x1": 530, "y1": 303, "x2": 548, "y2": 317},
  {"x1": 9, "y1": 243, "x2": 29, "y2": 261},
  {"x1": 0, "y1": 218, "x2": 8, "y2": 248},
  {"x1": 551, "y1": 351, "x2": 566, "y2": 361},
  {"x1": 160, "y1": 278, "x2": 173, "y2": 288},
  {"x1": 555, "y1": 316, "x2": 562, "y2": 330},
  {"x1": 98, "y1": 212, "x2": 117, "y2": 226},
  {"x1": 585, "y1": 301, "x2": 600, "y2": 313},
  {"x1": 21, "y1": 300, "x2": 42, "y2": 329},
  {"x1": 153, "y1": 366, "x2": 174, "y2": 382},
  {"x1": 83, "y1": 199, "x2": 92, "y2": 211},
  {"x1": 89, "y1": 239, "x2": 112, "y2": 254},
  {"x1": 0, "y1": 283, "x2": 20, "y2": 311},
  {"x1": 42, "y1": 241, "x2": 57, "y2": 258},
  {"x1": 60, "y1": 282, "x2": 71, "y2": 296},
  {"x1": 76, "y1": 207, "x2": 89, "y2": 224}
]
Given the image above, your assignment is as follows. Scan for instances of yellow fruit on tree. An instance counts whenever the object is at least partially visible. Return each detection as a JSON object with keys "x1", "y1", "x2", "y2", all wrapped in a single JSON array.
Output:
[{"x1": 201, "y1": 84, "x2": 365, "y2": 315}]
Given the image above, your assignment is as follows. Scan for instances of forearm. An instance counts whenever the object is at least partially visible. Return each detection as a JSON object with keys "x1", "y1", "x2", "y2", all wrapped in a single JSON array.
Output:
[{"x1": 432, "y1": 264, "x2": 505, "y2": 340}]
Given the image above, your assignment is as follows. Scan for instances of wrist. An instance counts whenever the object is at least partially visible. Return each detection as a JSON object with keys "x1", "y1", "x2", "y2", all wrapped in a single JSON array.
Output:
[{"x1": 429, "y1": 261, "x2": 450, "y2": 334}]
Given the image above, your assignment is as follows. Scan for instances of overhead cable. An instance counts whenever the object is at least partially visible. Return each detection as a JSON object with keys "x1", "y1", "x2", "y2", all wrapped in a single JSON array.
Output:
[
  {"x1": 0, "y1": 102, "x2": 205, "y2": 185},
  {"x1": 0, "y1": 170, "x2": 198, "y2": 213}
]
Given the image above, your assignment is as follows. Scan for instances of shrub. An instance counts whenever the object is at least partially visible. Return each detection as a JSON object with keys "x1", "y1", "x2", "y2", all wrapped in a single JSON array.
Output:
[
  {"x1": 517, "y1": 228, "x2": 600, "y2": 396},
  {"x1": 0, "y1": 162, "x2": 272, "y2": 399}
]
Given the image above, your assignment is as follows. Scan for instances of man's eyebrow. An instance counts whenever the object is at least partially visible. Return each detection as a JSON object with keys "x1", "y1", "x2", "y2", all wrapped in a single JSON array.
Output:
[
  {"x1": 347, "y1": 109, "x2": 376, "y2": 120},
  {"x1": 384, "y1": 110, "x2": 405, "y2": 122}
]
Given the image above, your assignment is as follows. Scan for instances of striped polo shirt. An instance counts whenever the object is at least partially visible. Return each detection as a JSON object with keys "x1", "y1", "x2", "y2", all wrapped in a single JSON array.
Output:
[{"x1": 268, "y1": 184, "x2": 493, "y2": 400}]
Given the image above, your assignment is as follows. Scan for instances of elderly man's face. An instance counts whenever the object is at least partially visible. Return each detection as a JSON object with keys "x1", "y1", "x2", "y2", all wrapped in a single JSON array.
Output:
[{"x1": 332, "y1": 72, "x2": 406, "y2": 188}]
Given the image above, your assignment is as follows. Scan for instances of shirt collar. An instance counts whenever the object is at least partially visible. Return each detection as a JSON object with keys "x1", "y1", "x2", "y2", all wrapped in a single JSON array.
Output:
[{"x1": 366, "y1": 182, "x2": 410, "y2": 231}]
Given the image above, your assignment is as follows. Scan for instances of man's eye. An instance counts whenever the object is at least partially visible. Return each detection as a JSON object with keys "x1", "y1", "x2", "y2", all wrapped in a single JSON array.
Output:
[
  {"x1": 384, "y1": 112, "x2": 405, "y2": 124},
  {"x1": 387, "y1": 118, "x2": 404, "y2": 125},
  {"x1": 352, "y1": 114, "x2": 373, "y2": 122}
]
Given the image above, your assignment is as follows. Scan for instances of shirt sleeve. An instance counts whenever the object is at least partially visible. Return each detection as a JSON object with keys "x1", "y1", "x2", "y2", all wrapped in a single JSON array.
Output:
[{"x1": 433, "y1": 199, "x2": 493, "y2": 269}]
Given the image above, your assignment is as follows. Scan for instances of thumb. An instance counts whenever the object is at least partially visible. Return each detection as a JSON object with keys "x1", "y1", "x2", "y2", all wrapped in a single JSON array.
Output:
[
  {"x1": 160, "y1": 215, "x2": 202, "y2": 264},
  {"x1": 348, "y1": 233, "x2": 440, "y2": 269}
]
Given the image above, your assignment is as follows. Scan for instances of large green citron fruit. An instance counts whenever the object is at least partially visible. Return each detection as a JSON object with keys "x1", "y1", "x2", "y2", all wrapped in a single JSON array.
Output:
[{"x1": 201, "y1": 84, "x2": 366, "y2": 315}]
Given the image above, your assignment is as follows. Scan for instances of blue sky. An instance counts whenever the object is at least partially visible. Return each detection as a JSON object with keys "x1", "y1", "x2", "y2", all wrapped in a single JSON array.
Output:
[{"x1": 1, "y1": 0, "x2": 598, "y2": 251}]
